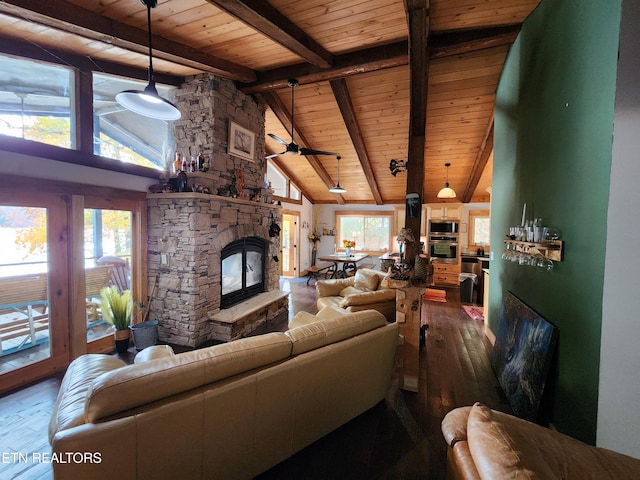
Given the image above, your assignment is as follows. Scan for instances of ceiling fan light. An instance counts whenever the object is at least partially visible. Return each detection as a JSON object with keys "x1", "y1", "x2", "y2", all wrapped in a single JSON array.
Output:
[{"x1": 437, "y1": 185, "x2": 457, "y2": 198}]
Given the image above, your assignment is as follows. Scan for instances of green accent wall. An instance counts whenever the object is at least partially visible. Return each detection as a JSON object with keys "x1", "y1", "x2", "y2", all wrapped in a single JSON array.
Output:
[{"x1": 491, "y1": 0, "x2": 620, "y2": 443}]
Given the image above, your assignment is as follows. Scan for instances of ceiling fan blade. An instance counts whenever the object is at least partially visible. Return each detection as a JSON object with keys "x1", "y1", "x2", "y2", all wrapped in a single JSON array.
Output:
[
  {"x1": 265, "y1": 152, "x2": 283, "y2": 159},
  {"x1": 299, "y1": 147, "x2": 339, "y2": 156},
  {"x1": 268, "y1": 133, "x2": 289, "y2": 146}
]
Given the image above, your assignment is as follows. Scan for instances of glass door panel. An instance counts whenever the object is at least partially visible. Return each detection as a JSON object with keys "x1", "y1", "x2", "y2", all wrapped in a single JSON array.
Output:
[
  {"x1": 84, "y1": 208, "x2": 133, "y2": 347},
  {"x1": 281, "y1": 214, "x2": 297, "y2": 277},
  {"x1": 0, "y1": 206, "x2": 51, "y2": 374}
]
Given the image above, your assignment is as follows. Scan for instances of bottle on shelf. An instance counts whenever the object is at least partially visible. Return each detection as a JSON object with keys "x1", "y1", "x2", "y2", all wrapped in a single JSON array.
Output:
[
  {"x1": 181, "y1": 156, "x2": 188, "y2": 173},
  {"x1": 173, "y1": 153, "x2": 182, "y2": 175},
  {"x1": 190, "y1": 157, "x2": 197, "y2": 173}
]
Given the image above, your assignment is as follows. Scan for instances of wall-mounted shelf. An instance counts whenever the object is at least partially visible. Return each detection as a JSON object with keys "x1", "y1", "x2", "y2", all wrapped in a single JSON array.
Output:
[{"x1": 503, "y1": 239, "x2": 564, "y2": 262}]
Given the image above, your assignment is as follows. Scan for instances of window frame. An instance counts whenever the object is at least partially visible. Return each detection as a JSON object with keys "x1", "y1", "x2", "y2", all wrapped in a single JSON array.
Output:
[
  {"x1": 268, "y1": 159, "x2": 303, "y2": 204},
  {"x1": 468, "y1": 209, "x2": 491, "y2": 249},
  {"x1": 334, "y1": 210, "x2": 394, "y2": 254},
  {"x1": 0, "y1": 47, "x2": 181, "y2": 180}
]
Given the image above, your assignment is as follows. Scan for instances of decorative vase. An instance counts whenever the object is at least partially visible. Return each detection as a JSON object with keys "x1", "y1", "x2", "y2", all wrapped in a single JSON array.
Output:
[
  {"x1": 345, "y1": 247, "x2": 352, "y2": 257},
  {"x1": 311, "y1": 243, "x2": 318, "y2": 266},
  {"x1": 114, "y1": 329, "x2": 130, "y2": 354}
]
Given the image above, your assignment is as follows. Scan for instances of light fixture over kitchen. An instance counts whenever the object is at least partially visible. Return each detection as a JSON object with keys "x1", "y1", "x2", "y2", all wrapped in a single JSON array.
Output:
[
  {"x1": 437, "y1": 162, "x2": 457, "y2": 198},
  {"x1": 115, "y1": 0, "x2": 181, "y2": 121},
  {"x1": 329, "y1": 156, "x2": 346, "y2": 193}
]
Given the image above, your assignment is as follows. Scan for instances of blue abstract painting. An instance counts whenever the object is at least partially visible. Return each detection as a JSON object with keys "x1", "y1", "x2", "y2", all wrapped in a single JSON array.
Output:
[{"x1": 491, "y1": 292, "x2": 558, "y2": 422}]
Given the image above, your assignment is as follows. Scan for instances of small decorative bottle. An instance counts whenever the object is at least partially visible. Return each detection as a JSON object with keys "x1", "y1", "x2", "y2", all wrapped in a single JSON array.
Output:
[
  {"x1": 181, "y1": 156, "x2": 188, "y2": 173},
  {"x1": 173, "y1": 153, "x2": 182, "y2": 175}
]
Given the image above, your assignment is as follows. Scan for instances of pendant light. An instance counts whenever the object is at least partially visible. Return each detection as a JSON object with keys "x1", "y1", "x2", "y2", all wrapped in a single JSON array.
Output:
[
  {"x1": 329, "y1": 155, "x2": 346, "y2": 193},
  {"x1": 115, "y1": 0, "x2": 181, "y2": 121},
  {"x1": 437, "y1": 162, "x2": 456, "y2": 198}
]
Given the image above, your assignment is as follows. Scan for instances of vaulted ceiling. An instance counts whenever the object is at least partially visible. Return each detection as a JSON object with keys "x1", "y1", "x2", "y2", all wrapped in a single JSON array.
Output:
[{"x1": 0, "y1": 0, "x2": 541, "y2": 204}]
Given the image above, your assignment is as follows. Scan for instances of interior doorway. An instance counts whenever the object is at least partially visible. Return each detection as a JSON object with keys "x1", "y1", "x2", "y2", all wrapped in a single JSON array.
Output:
[{"x1": 280, "y1": 212, "x2": 299, "y2": 277}]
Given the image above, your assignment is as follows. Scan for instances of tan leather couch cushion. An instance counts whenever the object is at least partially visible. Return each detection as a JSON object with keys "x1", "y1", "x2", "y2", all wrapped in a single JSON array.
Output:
[
  {"x1": 354, "y1": 269, "x2": 379, "y2": 291},
  {"x1": 285, "y1": 310, "x2": 386, "y2": 355},
  {"x1": 441, "y1": 406, "x2": 472, "y2": 446},
  {"x1": 288, "y1": 311, "x2": 321, "y2": 329},
  {"x1": 467, "y1": 403, "x2": 640, "y2": 480},
  {"x1": 85, "y1": 332, "x2": 292, "y2": 422},
  {"x1": 338, "y1": 288, "x2": 396, "y2": 307},
  {"x1": 49, "y1": 354, "x2": 126, "y2": 443},
  {"x1": 133, "y1": 344, "x2": 175, "y2": 363},
  {"x1": 467, "y1": 403, "x2": 557, "y2": 479}
]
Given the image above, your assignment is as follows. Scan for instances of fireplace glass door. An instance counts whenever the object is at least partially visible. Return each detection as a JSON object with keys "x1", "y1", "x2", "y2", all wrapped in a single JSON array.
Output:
[{"x1": 221, "y1": 237, "x2": 265, "y2": 308}]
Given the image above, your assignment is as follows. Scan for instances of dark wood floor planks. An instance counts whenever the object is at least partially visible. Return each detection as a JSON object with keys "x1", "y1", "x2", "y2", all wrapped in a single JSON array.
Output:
[{"x1": 0, "y1": 277, "x2": 510, "y2": 480}]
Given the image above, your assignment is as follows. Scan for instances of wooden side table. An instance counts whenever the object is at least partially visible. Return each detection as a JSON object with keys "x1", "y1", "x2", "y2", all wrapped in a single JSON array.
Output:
[{"x1": 395, "y1": 285, "x2": 425, "y2": 392}]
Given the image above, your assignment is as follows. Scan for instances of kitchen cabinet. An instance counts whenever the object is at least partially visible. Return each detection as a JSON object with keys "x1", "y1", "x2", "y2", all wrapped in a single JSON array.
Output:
[
  {"x1": 394, "y1": 205, "x2": 427, "y2": 237},
  {"x1": 432, "y1": 262, "x2": 461, "y2": 286},
  {"x1": 428, "y1": 204, "x2": 462, "y2": 221}
]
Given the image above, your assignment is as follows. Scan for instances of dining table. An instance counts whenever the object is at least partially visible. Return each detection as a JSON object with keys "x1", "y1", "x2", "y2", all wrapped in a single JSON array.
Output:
[{"x1": 317, "y1": 252, "x2": 370, "y2": 278}]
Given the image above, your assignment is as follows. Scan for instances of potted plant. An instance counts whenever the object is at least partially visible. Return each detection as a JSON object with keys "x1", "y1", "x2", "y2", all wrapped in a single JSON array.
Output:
[{"x1": 100, "y1": 285, "x2": 133, "y2": 353}]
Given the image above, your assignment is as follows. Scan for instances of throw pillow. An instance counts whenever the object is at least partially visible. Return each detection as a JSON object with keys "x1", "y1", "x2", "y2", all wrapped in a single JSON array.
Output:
[{"x1": 354, "y1": 269, "x2": 379, "y2": 291}]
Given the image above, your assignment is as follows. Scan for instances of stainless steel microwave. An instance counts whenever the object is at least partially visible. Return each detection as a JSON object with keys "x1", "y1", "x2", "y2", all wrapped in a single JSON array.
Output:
[{"x1": 428, "y1": 219, "x2": 459, "y2": 235}]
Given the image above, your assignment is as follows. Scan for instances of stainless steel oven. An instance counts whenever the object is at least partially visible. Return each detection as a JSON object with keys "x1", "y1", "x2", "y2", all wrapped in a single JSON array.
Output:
[{"x1": 428, "y1": 235, "x2": 459, "y2": 263}]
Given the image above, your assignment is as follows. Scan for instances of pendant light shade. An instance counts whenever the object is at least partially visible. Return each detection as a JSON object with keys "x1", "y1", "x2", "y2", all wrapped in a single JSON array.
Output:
[
  {"x1": 437, "y1": 162, "x2": 456, "y2": 198},
  {"x1": 329, "y1": 155, "x2": 346, "y2": 193},
  {"x1": 115, "y1": 0, "x2": 181, "y2": 121}
]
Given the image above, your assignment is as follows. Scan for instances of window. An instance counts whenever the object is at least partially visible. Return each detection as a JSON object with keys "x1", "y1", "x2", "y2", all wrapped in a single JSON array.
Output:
[
  {"x1": 335, "y1": 211, "x2": 393, "y2": 253},
  {"x1": 267, "y1": 160, "x2": 302, "y2": 203},
  {"x1": 0, "y1": 54, "x2": 74, "y2": 149},
  {"x1": 93, "y1": 73, "x2": 174, "y2": 169},
  {"x1": 469, "y1": 210, "x2": 490, "y2": 248}
]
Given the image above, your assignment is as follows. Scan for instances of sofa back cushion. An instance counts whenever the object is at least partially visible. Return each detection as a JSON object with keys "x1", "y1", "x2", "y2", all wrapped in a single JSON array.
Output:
[
  {"x1": 85, "y1": 332, "x2": 292, "y2": 422},
  {"x1": 467, "y1": 403, "x2": 559, "y2": 479},
  {"x1": 354, "y1": 269, "x2": 380, "y2": 291},
  {"x1": 285, "y1": 310, "x2": 386, "y2": 355}
]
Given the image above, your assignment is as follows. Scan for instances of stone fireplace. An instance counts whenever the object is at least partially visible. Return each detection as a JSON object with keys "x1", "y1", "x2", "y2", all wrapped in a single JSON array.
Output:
[{"x1": 146, "y1": 73, "x2": 287, "y2": 347}]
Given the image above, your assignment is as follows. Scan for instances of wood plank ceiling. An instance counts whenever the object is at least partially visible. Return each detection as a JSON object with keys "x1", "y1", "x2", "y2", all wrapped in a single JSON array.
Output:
[{"x1": 0, "y1": 0, "x2": 540, "y2": 204}]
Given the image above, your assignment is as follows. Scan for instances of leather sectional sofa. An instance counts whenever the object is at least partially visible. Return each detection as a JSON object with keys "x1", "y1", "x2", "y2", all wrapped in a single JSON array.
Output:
[
  {"x1": 316, "y1": 268, "x2": 396, "y2": 322},
  {"x1": 49, "y1": 309, "x2": 399, "y2": 479},
  {"x1": 441, "y1": 402, "x2": 640, "y2": 479}
]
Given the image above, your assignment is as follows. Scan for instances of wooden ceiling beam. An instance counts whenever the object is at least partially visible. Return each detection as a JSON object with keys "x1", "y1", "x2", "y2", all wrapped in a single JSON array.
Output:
[
  {"x1": 205, "y1": 0, "x2": 333, "y2": 69},
  {"x1": 256, "y1": 91, "x2": 345, "y2": 205},
  {"x1": 0, "y1": 0, "x2": 256, "y2": 82},
  {"x1": 0, "y1": 35, "x2": 183, "y2": 86},
  {"x1": 241, "y1": 24, "x2": 519, "y2": 94},
  {"x1": 462, "y1": 115, "x2": 494, "y2": 203},
  {"x1": 330, "y1": 79, "x2": 383, "y2": 205},
  {"x1": 430, "y1": 24, "x2": 521, "y2": 58},
  {"x1": 241, "y1": 41, "x2": 408, "y2": 94}
]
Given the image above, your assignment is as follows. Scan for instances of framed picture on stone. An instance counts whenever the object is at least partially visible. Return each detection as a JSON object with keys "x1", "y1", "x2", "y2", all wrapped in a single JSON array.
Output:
[{"x1": 228, "y1": 120, "x2": 255, "y2": 162}]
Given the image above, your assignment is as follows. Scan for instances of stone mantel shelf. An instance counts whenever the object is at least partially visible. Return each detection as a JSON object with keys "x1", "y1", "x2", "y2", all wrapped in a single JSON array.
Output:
[{"x1": 147, "y1": 192, "x2": 281, "y2": 209}]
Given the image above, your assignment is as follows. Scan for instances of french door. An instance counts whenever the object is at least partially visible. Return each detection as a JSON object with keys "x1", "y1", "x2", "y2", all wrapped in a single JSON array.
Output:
[
  {"x1": 280, "y1": 212, "x2": 298, "y2": 277},
  {"x1": 0, "y1": 192, "x2": 70, "y2": 393}
]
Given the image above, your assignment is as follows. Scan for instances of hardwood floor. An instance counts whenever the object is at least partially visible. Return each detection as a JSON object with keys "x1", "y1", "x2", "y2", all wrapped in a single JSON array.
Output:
[{"x1": 0, "y1": 277, "x2": 510, "y2": 480}]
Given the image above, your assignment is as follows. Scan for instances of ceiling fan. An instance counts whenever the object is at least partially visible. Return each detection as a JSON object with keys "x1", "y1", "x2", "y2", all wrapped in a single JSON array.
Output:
[{"x1": 266, "y1": 79, "x2": 338, "y2": 159}]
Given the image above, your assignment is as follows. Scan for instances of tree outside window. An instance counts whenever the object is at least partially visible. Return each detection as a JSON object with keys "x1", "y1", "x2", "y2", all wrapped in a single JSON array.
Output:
[{"x1": 335, "y1": 212, "x2": 392, "y2": 252}]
